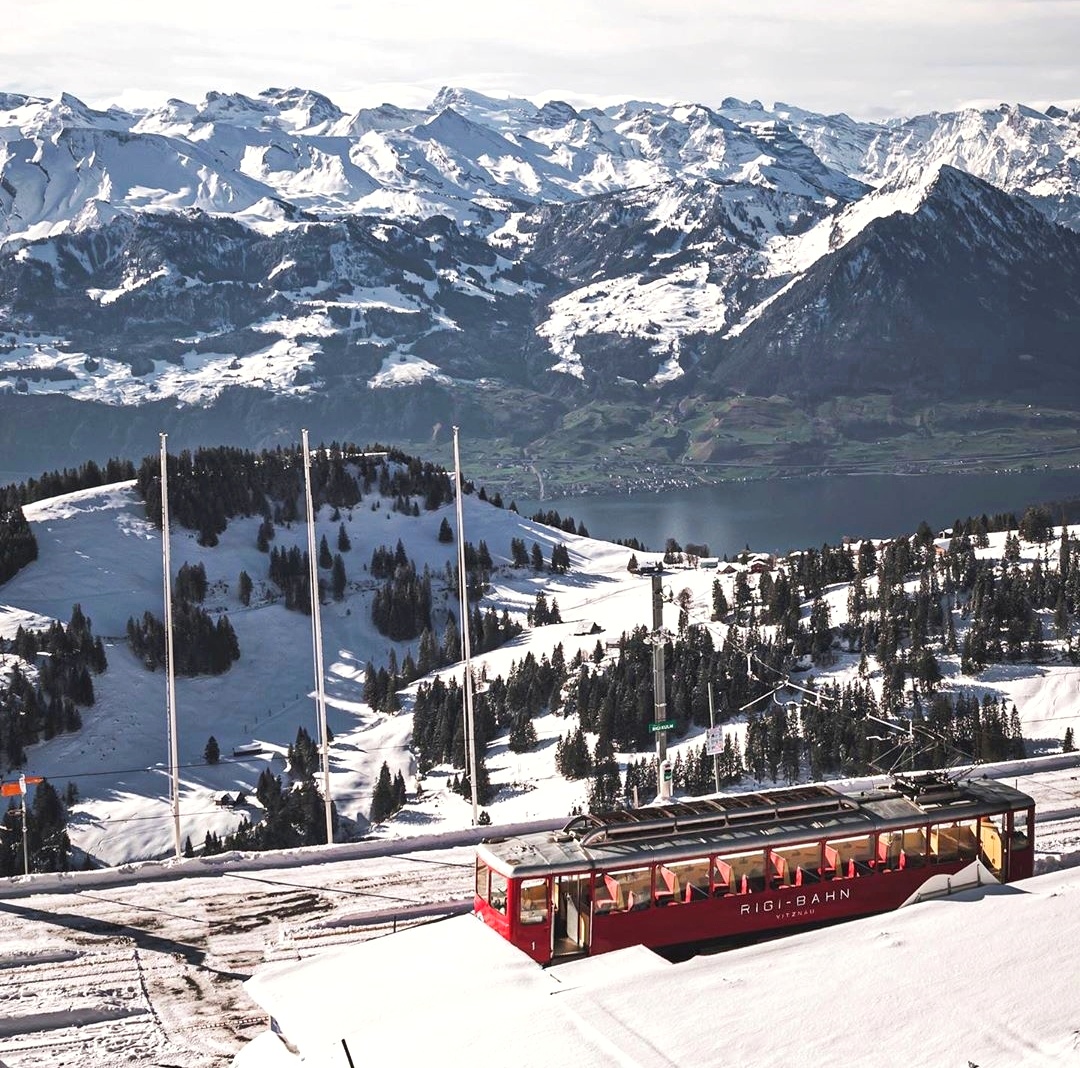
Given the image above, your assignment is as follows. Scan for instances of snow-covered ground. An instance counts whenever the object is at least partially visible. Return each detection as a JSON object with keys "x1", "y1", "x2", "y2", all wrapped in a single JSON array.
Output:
[
  {"x1": 245, "y1": 857, "x2": 1080, "y2": 1068},
  {"x1": 3, "y1": 472, "x2": 1080, "y2": 1065},
  {"x1": 0, "y1": 760, "x2": 1075, "y2": 1067}
]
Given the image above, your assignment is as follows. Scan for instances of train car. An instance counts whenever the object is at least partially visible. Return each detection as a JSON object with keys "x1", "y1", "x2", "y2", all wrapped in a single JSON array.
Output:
[{"x1": 473, "y1": 773, "x2": 1035, "y2": 964}]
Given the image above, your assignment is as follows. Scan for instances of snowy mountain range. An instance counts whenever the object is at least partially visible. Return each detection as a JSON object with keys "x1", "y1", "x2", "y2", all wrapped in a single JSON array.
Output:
[{"x1": 3, "y1": 86, "x2": 1080, "y2": 481}]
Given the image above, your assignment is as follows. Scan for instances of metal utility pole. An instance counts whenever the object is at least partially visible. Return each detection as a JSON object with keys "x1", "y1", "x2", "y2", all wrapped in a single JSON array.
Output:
[
  {"x1": 452, "y1": 427, "x2": 480, "y2": 825},
  {"x1": 709, "y1": 682, "x2": 721, "y2": 793},
  {"x1": 159, "y1": 434, "x2": 182, "y2": 860},
  {"x1": 650, "y1": 572, "x2": 672, "y2": 799},
  {"x1": 301, "y1": 430, "x2": 335, "y2": 845}
]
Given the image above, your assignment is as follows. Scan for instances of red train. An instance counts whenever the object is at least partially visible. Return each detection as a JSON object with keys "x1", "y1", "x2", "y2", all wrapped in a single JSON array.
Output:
[{"x1": 474, "y1": 773, "x2": 1035, "y2": 964}]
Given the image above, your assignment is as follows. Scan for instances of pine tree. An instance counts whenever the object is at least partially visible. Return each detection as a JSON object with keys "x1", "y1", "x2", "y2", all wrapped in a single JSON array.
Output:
[
  {"x1": 331, "y1": 554, "x2": 347, "y2": 601},
  {"x1": 238, "y1": 569, "x2": 253, "y2": 607},
  {"x1": 442, "y1": 614, "x2": 461, "y2": 664},
  {"x1": 256, "y1": 518, "x2": 273, "y2": 552},
  {"x1": 318, "y1": 534, "x2": 333, "y2": 569},
  {"x1": 438, "y1": 517, "x2": 454, "y2": 543},
  {"x1": 733, "y1": 570, "x2": 751, "y2": 608},
  {"x1": 392, "y1": 770, "x2": 408, "y2": 809},
  {"x1": 711, "y1": 579, "x2": 729, "y2": 620},
  {"x1": 509, "y1": 712, "x2": 538, "y2": 753},
  {"x1": 204, "y1": 736, "x2": 221, "y2": 764},
  {"x1": 337, "y1": 522, "x2": 351, "y2": 552},
  {"x1": 370, "y1": 762, "x2": 395, "y2": 823}
]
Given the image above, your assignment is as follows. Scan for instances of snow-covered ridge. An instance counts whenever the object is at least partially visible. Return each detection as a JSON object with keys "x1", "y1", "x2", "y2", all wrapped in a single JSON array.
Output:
[
  {"x1": 20, "y1": 84, "x2": 1069, "y2": 247},
  {"x1": 761, "y1": 162, "x2": 971, "y2": 280}
]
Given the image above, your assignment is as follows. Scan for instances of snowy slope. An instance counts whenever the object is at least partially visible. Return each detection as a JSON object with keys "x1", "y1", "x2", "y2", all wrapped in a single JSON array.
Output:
[
  {"x1": 2, "y1": 476, "x2": 1080, "y2": 870},
  {"x1": 0, "y1": 478, "x2": 669, "y2": 863}
]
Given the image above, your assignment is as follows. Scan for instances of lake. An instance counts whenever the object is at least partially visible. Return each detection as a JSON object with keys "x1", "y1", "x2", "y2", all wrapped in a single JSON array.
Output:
[{"x1": 517, "y1": 470, "x2": 1080, "y2": 556}]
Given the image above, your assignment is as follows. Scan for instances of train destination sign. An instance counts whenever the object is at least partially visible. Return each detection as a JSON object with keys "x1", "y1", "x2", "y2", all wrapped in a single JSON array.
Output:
[{"x1": 649, "y1": 720, "x2": 676, "y2": 733}]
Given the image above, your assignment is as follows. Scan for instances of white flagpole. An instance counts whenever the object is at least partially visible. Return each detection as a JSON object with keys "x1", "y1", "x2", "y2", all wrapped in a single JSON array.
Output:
[
  {"x1": 301, "y1": 430, "x2": 334, "y2": 844},
  {"x1": 452, "y1": 427, "x2": 479, "y2": 825},
  {"x1": 160, "y1": 434, "x2": 182, "y2": 860}
]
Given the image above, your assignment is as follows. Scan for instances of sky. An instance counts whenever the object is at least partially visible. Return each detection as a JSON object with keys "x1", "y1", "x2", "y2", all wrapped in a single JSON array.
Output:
[{"x1": 1, "y1": 0, "x2": 1077, "y2": 120}]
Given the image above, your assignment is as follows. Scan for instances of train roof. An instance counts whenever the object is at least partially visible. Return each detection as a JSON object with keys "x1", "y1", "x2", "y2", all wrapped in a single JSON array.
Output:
[{"x1": 476, "y1": 774, "x2": 1035, "y2": 878}]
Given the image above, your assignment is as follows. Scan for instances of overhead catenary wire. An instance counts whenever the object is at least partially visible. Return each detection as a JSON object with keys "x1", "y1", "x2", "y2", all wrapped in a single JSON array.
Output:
[
  {"x1": 4, "y1": 740, "x2": 416, "y2": 788},
  {"x1": 864, "y1": 713, "x2": 976, "y2": 777}
]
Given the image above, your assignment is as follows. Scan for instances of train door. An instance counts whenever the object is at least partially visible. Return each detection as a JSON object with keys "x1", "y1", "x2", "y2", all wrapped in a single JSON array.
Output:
[
  {"x1": 1006, "y1": 807, "x2": 1035, "y2": 881},
  {"x1": 516, "y1": 877, "x2": 552, "y2": 963},
  {"x1": 551, "y1": 873, "x2": 591, "y2": 960}
]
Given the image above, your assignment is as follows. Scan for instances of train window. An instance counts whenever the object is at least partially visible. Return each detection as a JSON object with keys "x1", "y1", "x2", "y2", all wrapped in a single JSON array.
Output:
[
  {"x1": 956, "y1": 819, "x2": 978, "y2": 860},
  {"x1": 877, "y1": 831, "x2": 903, "y2": 871},
  {"x1": 718, "y1": 850, "x2": 766, "y2": 894},
  {"x1": 770, "y1": 843, "x2": 824, "y2": 887},
  {"x1": 930, "y1": 819, "x2": 978, "y2": 863},
  {"x1": 902, "y1": 826, "x2": 927, "y2": 866},
  {"x1": 475, "y1": 859, "x2": 490, "y2": 900},
  {"x1": 978, "y1": 815, "x2": 1006, "y2": 878},
  {"x1": 655, "y1": 858, "x2": 710, "y2": 904},
  {"x1": 711, "y1": 857, "x2": 733, "y2": 896},
  {"x1": 490, "y1": 870, "x2": 508, "y2": 915},
  {"x1": 599, "y1": 867, "x2": 653, "y2": 912},
  {"x1": 826, "y1": 835, "x2": 874, "y2": 879},
  {"x1": 519, "y1": 878, "x2": 548, "y2": 925},
  {"x1": 1010, "y1": 809, "x2": 1032, "y2": 851}
]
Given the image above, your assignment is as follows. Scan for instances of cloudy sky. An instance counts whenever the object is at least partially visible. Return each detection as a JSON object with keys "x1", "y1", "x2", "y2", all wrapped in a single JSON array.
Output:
[{"x1": 2, "y1": 0, "x2": 1077, "y2": 119}]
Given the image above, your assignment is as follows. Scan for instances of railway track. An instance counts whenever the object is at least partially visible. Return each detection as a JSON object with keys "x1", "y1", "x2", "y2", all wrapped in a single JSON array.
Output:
[{"x1": 0, "y1": 845, "x2": 476, "y2": 1066}]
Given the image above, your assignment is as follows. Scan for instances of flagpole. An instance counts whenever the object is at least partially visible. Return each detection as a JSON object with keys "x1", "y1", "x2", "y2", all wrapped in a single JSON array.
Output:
[
  {"x1": 301, "y1": 430, "x2": 334, "y2": 844},
  {"x1": 452, "y1": 427, "x2": 479, "y2": 825},
  {"x1": 160, "y1": 434, "x2": 182, "y2": 860}
]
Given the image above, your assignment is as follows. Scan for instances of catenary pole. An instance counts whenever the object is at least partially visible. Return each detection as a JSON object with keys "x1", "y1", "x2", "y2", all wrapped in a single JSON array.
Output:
[
  {"x1": 301, "y1": 430, "x2": 335, "y2": 844},
  {"x1": 159, "y1": 434, "x2": 182, "y2": 860},
  {"x1": 709, "y1": 682, "x2": 721, "y2": 793},
  {"x1": 452, "y1": 427, "x2": 480, "y2": 825},
  {"x1": 651, "y1": 571, "x2": 670, "y2": 799}
]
